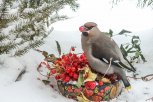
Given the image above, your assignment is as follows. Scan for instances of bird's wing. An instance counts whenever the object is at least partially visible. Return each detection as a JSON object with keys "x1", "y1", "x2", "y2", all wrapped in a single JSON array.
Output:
[{"x1": 91, "y1": 36, "x2": 135, "y2": 72}]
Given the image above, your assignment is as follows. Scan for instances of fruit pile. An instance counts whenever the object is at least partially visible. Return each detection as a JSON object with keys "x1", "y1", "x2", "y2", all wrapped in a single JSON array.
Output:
[
  {"x1": 51, "y1": 48, "x2": 88, "y2": 83},
  {"x1": 38, "y1": 47, "x2": 123, "y2": 102}
]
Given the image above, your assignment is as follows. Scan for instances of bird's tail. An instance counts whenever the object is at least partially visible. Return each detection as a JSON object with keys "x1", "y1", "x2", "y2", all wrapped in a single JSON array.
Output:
[
  {"x1": 114, "y1": 66, "x2": 131, "y2": 90},
  {"x1": 122, "y1": 55, "x2": 136, "y2": 72},
  {"x1": 117, "y1": 62, "x2": 136, "y2": 72}
]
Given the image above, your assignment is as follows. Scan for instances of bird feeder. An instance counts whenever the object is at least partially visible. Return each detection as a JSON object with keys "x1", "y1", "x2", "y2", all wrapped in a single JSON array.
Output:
[{"x1": 38, "y1": 47, "x2": 124, "y2": 102}]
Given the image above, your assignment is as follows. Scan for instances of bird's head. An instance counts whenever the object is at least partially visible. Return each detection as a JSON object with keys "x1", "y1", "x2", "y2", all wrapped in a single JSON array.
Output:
[
  {"x1": 79, "y1": 22, "x2": 100, "y2": 37},
  {"x1": 79, "y1": 22, "x2": 101, "y2": 44}
]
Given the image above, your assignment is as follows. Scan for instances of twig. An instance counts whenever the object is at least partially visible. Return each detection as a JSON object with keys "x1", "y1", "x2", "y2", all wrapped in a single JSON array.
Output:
[
  {"x1": 146, "y1": 97, "x2": 153, "y2": 101},
  {"x1": 127, "y1": 74, "x2": 153, "y2": 81},
  {"x1": 34, "y1": 49, "x2": 43, "y2": 53},
  {"x1": 37, "y1": 61, "x2": 56, "y2": 79},
  {"x1": 127, "y1": 74, "x2": 153, "y2": 101}
]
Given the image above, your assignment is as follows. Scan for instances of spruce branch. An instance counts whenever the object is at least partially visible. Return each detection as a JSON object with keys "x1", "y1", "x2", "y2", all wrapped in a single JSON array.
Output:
[
  {"x1": 112, "y1": 0, "x2": 153, "y2": 8},
  {"x1": 0, "y1": 0, "x2": 79, "y2": 56},
  {"x1": 0, "y1": 34, "x2": 8, "y2": 41}
]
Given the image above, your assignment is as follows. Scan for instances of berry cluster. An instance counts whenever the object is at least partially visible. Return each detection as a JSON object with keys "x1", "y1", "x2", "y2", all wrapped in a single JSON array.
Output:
[
  {"x1": 38, "y1": 47, "x2": 123, "y2": 102},
  {"x1": 50, "y1": 47, "x2": 88, "y2": 82}
]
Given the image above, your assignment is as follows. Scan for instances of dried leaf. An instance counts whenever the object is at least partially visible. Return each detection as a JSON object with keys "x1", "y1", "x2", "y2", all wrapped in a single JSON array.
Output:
[
  {"x1": 46, "y1": 54, "x2": 57, "y2": 62},
  {"x1": 101, "y1": 78, "x2": 111, "y2": 84},
  {"x1": 77, "y1": 92, "x2": 90, "y2": 102},
  {"x1": 42, "y1": 51, "x2": 48, "y2": 58},
  {"x1": 84, "y1": 67, "x2": 97, "y2": 82},
  {"x1": 110, "y1": 86, "x2": 117, "y2": 99}
]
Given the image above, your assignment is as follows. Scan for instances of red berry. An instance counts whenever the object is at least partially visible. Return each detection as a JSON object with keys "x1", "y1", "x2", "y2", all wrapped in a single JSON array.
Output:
[
  {"x1": 85, "y1": 81, "x2": 96, "y2": 89},
  {"x1": 66, "y1": 67, "x2": 71, "y2": 73},
  {"x1": 73, "y1": 73, "x2": 78, "y2": 79},
  {"x1": 71, "y1": 47, "x2": 75, "y2": 51},
  {"x1": 68, "y1": 88, "x2": 73, "y2": 92},
  {"x1": 67, "y1": 86, "x2": 73, "y2": 92},
  {"x1": 97, "y1": 92, "x2": 104, "y2": 96},
  {"x1": 73, "y1": 63, "x2": 78, "y2": 67},
  {"x1": 73, "y1": 54, "x2": 77, "y2": 59},
  {"x1": 84, "y1": 89, "x2": 93, "y2": 97},
  {"x1": 90, "y1": 83, "x2": 96, "y2": 90},
  {"x1": 79, "y1": 26, "x2": 85, "y2": 32},
  {"x1": 104, "y1": 86, "x2": 110, "y2": 91},
  {"x1": 80, "y1": 54, "x2": 84, "y2": 59},
  {"x1": 88, "y1": 81, "x2": 96, "y2": 90},
  {"x1": 60, "y1": 73, "x2": 66, "y2": 80},
  {"x1": 100, "y1": 90, "x2": 104, "y2": 93},
  {"x1": 55, "y1": 75, "x2": 60, "y2": 80},
  {"x1": 98, "y1": 80, "x2": 103, "y2": 86},
  {"x1": 71, "y1": 67, "x2": 76, "y2": 72},
  {"x1": 74, "y1": 89, "x2": 80, "y2": 93},
  {"x1": 62, "y1": 55, "x2": 65, "y2": 59},
  {"x1": 64, "y1": 56, "x2": 69, "y2": 61},
  {"x1": 69, "y1": 72, "x2": 74, "y2": 77},
  {"x1": 64, "y1": 76, "x2": 70, "y2": 82},
  {"x1": 77, "y1": 65, "x2": 81, "y2": 69},
  {"x1": 51, "y1": 69, "x2": 56, "y2": 74},
  {"x1": 68, "y1": 52, "x2": 72, "y2": 57}
]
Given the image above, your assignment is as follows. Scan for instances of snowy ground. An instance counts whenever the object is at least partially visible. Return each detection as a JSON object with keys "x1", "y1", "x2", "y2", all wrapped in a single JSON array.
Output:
[{"x1": 0, "y1": 29, "x2": 153, "y2": 102}]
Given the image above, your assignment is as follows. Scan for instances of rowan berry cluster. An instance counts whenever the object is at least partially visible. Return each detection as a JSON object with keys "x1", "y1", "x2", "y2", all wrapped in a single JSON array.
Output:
[{"x1": 50, "y1": 47, "x2": 88, "y2": 82}]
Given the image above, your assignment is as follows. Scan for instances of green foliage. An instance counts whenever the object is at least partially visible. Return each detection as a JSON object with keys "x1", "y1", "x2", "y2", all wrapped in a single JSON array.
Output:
[
  {"x1": 112, "y1": 0, "x2": 153, "y2": 8},
  {"x1": 137, "y1": 0, "x2": 153, "y2": 8},
  {"x1": 120, "y1": 35, "x2": 147, "y2": 63},
  {"x1": 105, "y1": 29, "x2": 146, "y2": 63},
  {"x1": 0, "y1": 0, "x2": 79, "y2": 56},
  {"x1": 118, "y1": 29, "x2": 132, "y2": 35},
  {"x1": 76, "y1": 71, "x2": 84, "y2": 88},
  {"x1": 55, "y1": 40, "x2": 61, "y2": 56}
]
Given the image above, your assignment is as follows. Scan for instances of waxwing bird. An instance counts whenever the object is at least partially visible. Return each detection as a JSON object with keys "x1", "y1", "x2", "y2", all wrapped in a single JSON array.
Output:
[{"x1": 79, "y1": 22, "x2": 136, "y2": 89}]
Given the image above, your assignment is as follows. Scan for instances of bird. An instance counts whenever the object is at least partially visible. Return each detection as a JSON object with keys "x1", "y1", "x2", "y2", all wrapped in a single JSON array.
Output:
[{"x1": 79, "y1": 22, "x2": 136, "y2": 89}]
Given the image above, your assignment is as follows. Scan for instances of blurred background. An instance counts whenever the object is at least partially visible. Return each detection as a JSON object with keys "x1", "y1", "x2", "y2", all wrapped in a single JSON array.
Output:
[{"x1": 53, "y1": 0, "x2": 153, "y2": 32}]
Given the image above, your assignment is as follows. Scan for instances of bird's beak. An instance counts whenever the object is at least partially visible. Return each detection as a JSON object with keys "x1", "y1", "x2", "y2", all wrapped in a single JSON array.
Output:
[{"x1": 79, "y1": 26, "x2": 89, "y2": 36}]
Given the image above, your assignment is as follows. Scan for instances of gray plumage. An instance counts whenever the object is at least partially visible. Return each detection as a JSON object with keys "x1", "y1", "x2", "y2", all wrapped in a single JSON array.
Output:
[{"x1": 80, "y1": 22, "x2": 136, "y2": 88}]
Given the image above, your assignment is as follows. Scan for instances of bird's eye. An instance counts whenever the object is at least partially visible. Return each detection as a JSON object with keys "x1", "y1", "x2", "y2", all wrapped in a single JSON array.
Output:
[{"x1": 84, "y1": 26, "x2": 95, "y2": 30}]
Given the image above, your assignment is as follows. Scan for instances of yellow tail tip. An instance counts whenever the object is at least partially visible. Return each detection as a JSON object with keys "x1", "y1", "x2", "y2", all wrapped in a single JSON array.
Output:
[{"x1": 125, "y1": 86, "x2": 131, "y2": 90}]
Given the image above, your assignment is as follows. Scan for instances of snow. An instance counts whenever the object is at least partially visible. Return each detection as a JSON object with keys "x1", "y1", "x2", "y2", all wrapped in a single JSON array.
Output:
[
  {"x1": 0, "y1": 28, "x2": 153, "y2": 102},
  {"x1": 1, "y1": 0, "x2": 153, "y2": 101},
  {"x1": 54, "y1": 0, "x2": 153, "y2": 32}
]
